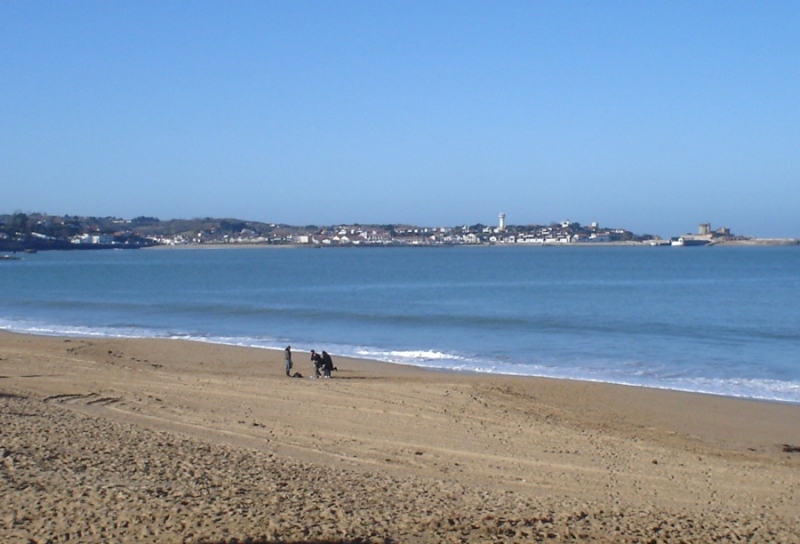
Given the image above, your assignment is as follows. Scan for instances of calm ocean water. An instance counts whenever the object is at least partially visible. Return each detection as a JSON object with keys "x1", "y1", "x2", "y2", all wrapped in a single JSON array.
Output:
[{"x1": 1, "y1": 246, "x2": 798, "y2": 403}]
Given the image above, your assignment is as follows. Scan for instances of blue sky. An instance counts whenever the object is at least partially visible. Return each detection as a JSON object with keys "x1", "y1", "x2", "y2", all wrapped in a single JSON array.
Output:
[{"x1": 2, "y1": 1, "x2": 798, "y2": 237}]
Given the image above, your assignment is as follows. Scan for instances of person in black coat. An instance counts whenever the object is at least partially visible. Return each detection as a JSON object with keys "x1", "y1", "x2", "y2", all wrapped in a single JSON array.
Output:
[
  {"x1": 321, "y1": 351, "x2": 335, "y2": 378},
  {"x1": 310, "y1": 350, "x2": 323, "y2": 378}
]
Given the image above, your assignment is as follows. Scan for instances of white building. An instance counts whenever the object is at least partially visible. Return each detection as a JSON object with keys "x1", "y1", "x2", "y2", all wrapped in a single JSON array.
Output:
[{"x1": 72, "y1": 234, "x2": 114, "y2": 245}]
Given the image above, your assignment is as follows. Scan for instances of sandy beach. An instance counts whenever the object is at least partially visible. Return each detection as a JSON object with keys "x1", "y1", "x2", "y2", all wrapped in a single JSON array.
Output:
[{"x1": 1, "y1": 330, "x2": 799, "y2": 543}]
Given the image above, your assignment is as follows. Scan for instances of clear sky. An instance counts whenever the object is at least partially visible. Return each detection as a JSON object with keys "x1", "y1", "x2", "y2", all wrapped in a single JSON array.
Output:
[{"x1": 2, "y1": 1, "x2": 798, "y2": 237}]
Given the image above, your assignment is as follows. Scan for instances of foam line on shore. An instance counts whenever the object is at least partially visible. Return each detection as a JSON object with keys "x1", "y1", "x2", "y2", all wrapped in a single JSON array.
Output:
[{"x1": 3, "y1": 318, "x2": 800, "y2": 405}]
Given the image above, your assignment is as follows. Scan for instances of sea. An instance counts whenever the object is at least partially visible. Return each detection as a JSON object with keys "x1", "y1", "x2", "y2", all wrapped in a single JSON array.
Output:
[{"x1": 1, "y1": 245, "x2": 799, "y2": 403}]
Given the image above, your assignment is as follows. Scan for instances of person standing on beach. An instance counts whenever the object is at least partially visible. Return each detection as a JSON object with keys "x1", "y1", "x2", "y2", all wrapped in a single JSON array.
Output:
[
  {"x1": 310, "y1": 349, "x2": 323, "y2": 377},
  {"x1": 284, "y1": 346, "x2": 293, "y2": 377},
  {"x1": 321, "y1": 350, "x2": 334, "y2": 378}
]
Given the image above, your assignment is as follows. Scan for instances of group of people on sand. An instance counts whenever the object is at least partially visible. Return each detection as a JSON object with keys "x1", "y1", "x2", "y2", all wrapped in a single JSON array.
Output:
[
  {"x1": 310, "y1": 349, "x2": 337, "y2": 378},
  {"x1": 283, "y1": 346, "x2": 337, "y2": 378}
]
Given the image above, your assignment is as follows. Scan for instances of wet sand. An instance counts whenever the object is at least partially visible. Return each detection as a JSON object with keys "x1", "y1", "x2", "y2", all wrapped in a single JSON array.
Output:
[{"x1": 1, "y1": 330, "x2": 799, "y2": 543}]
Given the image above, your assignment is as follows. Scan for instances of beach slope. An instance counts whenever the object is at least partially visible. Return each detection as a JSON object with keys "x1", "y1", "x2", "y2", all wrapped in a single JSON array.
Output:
[{"x1": 1, "y1": 331, "x2": 799, "y2": 542}]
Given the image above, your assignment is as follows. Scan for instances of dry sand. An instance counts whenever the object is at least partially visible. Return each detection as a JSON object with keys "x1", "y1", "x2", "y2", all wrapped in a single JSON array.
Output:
[{"x1": 1, "y1": 330, "x2": 799, "y2": 543}]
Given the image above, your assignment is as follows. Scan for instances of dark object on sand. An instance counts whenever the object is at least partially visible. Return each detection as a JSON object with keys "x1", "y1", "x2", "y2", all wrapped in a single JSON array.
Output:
[{"x1": 782, "y1": 444, "x2": 800, "y2": 453}]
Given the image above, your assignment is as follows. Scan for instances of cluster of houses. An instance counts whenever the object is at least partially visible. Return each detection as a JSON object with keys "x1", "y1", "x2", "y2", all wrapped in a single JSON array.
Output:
[
  {"x1": 71, "y1": 233, "x2": 115, "y2": 245},
  {"x1": 144, "y1": 219, "x2": 641, "y2": 247},
  {"x1": 15, "y1": 217, "x2": 790, "y2": 250},
  {"x1": 282, "y1": 219, "x2": 637, "y2": 247},
  {"x1": 1, "y1": 212, "x2": 654, "y2": 250},
  {"x1": 19, "y1": 231, "x2": 117, "y2": 246}
]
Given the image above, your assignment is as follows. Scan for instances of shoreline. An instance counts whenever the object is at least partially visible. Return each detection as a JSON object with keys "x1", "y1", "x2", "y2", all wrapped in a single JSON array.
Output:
[
  {"x1": 2, "y1": 326, "x2": 797, "y2": 405},
  {"x1": 5, "y1": 239, "x2": 797, "y2": 256},
  {"x1": 5, "y1": 328, "x2": 798, "y2": 418},
  {"x1": 2, "y1": 330, "x2": 800, "y2": 542},
  {"x1": 3, "y1": 326, "x2": 797, "y2": 405},
  {"x1": 139, "y1": 238, "x2": 800, "y2": 250}
]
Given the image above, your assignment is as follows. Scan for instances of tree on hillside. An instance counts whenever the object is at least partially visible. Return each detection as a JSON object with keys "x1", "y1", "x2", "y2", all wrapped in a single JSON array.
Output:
[
  {"x1": 10, "y1": 213, "x2": 30, "y2": 236},
  {"x1": 219, "y1": 220, "x2": 247, "y2": 233},
  {"x1": 131, "y1": 216, "x2": 160, "y2": 226}
]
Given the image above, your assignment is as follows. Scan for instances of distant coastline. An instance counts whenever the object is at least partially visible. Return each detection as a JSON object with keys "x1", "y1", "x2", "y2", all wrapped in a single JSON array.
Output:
[
  {"x1": 143, "y1": 239, "x2": 800, "y2": 250},
  {"x1": 710, "y1": 238, "x2": 800, "y2": 247},
  {"x1": 1, "y1": 212, "x2": 797, "y2": 252}
]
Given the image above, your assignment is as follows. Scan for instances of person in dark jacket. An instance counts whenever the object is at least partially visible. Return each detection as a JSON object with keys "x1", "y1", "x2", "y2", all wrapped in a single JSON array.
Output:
[
  {"x1": 284, "y1": 346, "x2": 293, "y2": 377},
  {"x1": 310, "y1": 350, "x2": 323, "y2": 378},
  {"x1": 321, "y1": 351, "x2": 335, "y2": 378}
]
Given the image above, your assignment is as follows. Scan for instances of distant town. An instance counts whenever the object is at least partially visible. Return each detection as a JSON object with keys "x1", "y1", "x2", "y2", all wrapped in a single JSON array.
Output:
[{"x1": 0, "y1": 212, "x2": 797, "y2": 253}]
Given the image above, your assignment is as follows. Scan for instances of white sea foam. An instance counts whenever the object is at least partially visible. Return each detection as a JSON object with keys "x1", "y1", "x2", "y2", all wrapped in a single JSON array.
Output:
[
  {"x1": 0, "y1": 318, "x2": 148, "y2": 339},
  {"x1": 355, "y1": 348, "x2": 469, "y2": 362},
  {"x1": 3, "y1": 318, "x2": 799, "y2": 404}
]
